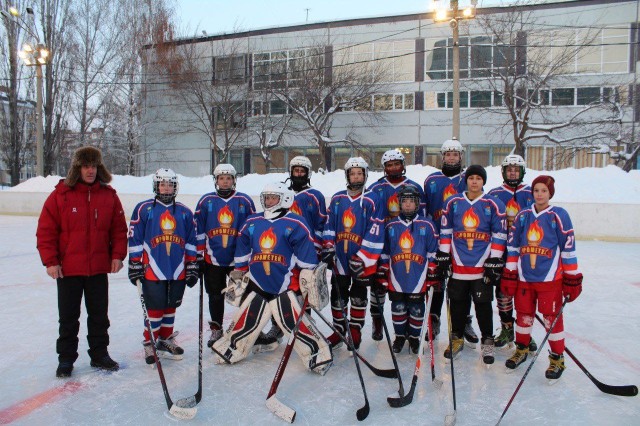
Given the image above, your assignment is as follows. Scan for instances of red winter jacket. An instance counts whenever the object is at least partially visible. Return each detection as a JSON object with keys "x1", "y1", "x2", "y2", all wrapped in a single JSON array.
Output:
[{"x1": 37, "y1": 179, "x2": 128, "y2": 277}]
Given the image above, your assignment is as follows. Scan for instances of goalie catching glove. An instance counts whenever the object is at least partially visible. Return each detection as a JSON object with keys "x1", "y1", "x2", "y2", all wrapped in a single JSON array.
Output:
[
  {"x1": 222, "y1": 270, "x2": 250, "y2": 306},
  {"x1": 299, "y1": 262, "x2": 329, "y2": 310}
]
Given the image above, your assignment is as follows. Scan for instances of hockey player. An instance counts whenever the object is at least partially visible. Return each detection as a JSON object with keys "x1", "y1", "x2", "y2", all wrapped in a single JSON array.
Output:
[
  {"x1": 263, "y1": 156, "x2": 328, "y2": 342},
  {"x1": 379, "y1": 186, "x2": 439, "y2": 354},
  {"x1": 353, "y1": 149, "x2": 425, "y2": 341},
  {"x1": 423, "y1": 138, "x2": 478, "y2": 346},
  {"x1": 322, "y1": 157, "x2": 383, "y2": 350},
  {"x1": 502, "y1": 175, "x2": 582, "y2": 380},
  {"x1": 437, "y1": 165, "x2": 507, "y2": 365},
  {"x1": 487, "y1": 154, "x2": 537, "y2": 352},
  {"x1": 128, "y1": 169, "x2": 199, "y2": 365},
  {"x1": 212, "y1": 182, "x2": 332, "y2": 375},
  {"x1": 195, "y1": 164, "x2": 256, "y2": 348}
]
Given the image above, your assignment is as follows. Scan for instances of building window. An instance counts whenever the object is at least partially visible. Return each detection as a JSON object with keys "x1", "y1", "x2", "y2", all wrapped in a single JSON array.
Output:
[
  {"x1": 551, "y1": 88, "x2": 575, "y2": 106},
  {"x1": 334, "y1": 40, "x2": 415, "y2": 83},
  {"x1": 253, "y1": 48, "x2": 323, "y2": 90},
  {"x1": 214, "y1": 55, "x2": 246, "y2": 84}
]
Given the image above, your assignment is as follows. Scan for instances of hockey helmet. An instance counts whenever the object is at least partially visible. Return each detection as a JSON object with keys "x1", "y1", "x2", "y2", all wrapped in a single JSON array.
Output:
[
  {"x1": 213, "y1": 163, "x2": 237, "y2": 197},
  {"x1": 441, "y1": 138, "x2": 464, "y2": 177},
  {"x1": 398, "y1": 185, "x2": 421, "y2": 220},
  {"x1": 289, "y1": 156, "x2": 312, "y2": 190},
  {"x1": 260, "y1": 182, "x2": 295, "y2": 220},
  {"x1": 381, "y1": 149, "x2": 405, "y2": 179},
  {"x1": 344, "y1": 157, "x2": 368, "y2": 191},
  {"x1": 153, "y1": 168, "x2": 179, "y2": 204},
  {"x1": 501, "y1": 154, "x2": 526, "y2": 187}
]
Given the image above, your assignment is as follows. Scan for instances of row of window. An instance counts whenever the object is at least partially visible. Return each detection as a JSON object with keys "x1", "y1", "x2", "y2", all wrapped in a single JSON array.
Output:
[{"x1": 210, "y1": 27, "x2": 630, "y2": 86}]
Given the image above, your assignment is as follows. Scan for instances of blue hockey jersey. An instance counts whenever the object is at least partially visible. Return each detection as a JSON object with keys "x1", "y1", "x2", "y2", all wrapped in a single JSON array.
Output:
[
  {"x1": 323, "y1": 190, "x2": 384, "y2": 275},
  {"x1": 194, "y1": 191, "x2": 256, "y2": 267},
  {"x1": 423, "y1": 171, "x2": 466, "y2": 230},
  {"x1": 488, "y1": 184, "x2": 533, "y2": 230},
  {"x1": 129, "y1": 200, "x2": 198, "y2": 281},
  {"x1": 290, "y1": 188, "x2": 327, "y2": 251},
  {"x1": 367, "y1": 177, "x2": 426, "y2": 221},
  {"x1": 234, "y1": 212, "x2": 318, "y2": 295},
  {"x1": 439, "y1": 192, "x2": 507, "y2": 280},
  {"x1": 506, "y1": 205, "x2": 580, "y2": 283},
  {"x1": 381, "y1": 216, "x2": 438, "y2": 294}
]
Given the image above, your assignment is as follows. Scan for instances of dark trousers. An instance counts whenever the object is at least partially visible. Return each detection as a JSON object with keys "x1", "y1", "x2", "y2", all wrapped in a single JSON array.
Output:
[
  {"x1": 57, "y1": 274, "x2": 110, "y2": 363},
  {"x1": 204, "y1": 264, "x2": 233, "y2": 327},
  {"x1": 448, "y1": 278, "x2": 493, "y2": 340}
]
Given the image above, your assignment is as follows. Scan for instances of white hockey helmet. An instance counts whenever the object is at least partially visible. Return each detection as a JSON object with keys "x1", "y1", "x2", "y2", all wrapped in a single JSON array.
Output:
[
  {"x1": 440, "y1": 138, "x2": 464, "y2": 155},
  {"x1": 153, "y1": 168, "x2": 179, "y2": 203},
  {"x1": 344, "y1": 157, "x2": 368, "y2": 190},
  {"x1": 213, "y1": 163, "x2": 237, "y2": 196},
  {"x1": 380, "y1": 149, "x2": 405, "y2": 167},
  {"x1": 289, "y1": 156, "x2": 313, "y2": 174},
  {"x1": 260, "y1": 182, "x2": 295, "y2": 219},
  {"x1": 501, "y1": 154, "x2": 526, "y2": 187}
]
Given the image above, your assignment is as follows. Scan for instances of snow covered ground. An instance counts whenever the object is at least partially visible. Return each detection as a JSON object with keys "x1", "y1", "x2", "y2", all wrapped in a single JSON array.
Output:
[{"x1": 0, "y1": 215, "x2": 638, "y2": 425}]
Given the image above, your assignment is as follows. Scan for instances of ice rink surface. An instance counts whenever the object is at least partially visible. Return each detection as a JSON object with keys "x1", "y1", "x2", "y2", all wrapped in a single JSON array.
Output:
[{"x1": 0, "y1": 215, "x2": 638, "y2": 425}]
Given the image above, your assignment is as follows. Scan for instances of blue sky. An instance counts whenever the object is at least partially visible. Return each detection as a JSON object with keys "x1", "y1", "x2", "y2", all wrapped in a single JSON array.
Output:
[{"x1": 176, "y1": 0, "x2": 555, "y2": 35}]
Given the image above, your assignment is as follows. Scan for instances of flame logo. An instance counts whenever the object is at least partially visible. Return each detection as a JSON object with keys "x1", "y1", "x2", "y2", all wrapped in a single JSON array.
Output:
[
  {"x1": 259, "y1": 227, "x2": 277, "y2": 251},
  {"x1": 160, "y1": 210, "x2": 176, "y2": 232},
  {"x1": 342, "y1": 207, "x2": 356, "y2": 229},
  {"x1": 218, "y1": 205, "x2": 234, "y2": 226},
  {"x1": 388, "y1": 193, "x2": 400, "y2": 216},
  {"x1": 290, "y1": 201, "x2": 302, "y2": 216},
  {"x1": 527, "y1": 221, "x2": 544, "y2": 244},
  {"x1": 399, "y1": 228, "x2": 414, "y2": 250},
  {"x1": 442, "y1": 184, "x2": 456, "y2": 201},
  {"x1": 505, "y1": 198, "x2": 520, "y2": 218},
  {"x1": 462, "y1": 209, "x2": 480, "y2": 229}
]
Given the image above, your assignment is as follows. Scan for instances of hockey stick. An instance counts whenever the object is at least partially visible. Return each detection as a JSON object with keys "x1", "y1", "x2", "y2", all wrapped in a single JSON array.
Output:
[
  {"x1": 332, "y1": 279, "x2": 370, "y2": 421},
  {"x1": 428, "y1": 300, "x2": 443, "y2": 389},
  {"x1": 173, "y1": 276, "x2": 205, "y2": 411},
  {"x1": 534, "y1": 314, "x2": 638, "y2": 397},
  {"x1": 387, "y1": 286, "x2": 438, "y2": 407},
  {"x1": 444, "y1": 280, "x2": 457, "y2": 426},
  {"x1": 496, "y1": 297, "x2": 569, "y2": 425},
  {"x1": 310, "y1": 306, "x2": 397, "y2": 379},
  {"x1": 136, "y1": 281, "x2": 197, "y2": 420},
  {"x1": 372, "y1": 288, "x2": 405, "y2": 399},
  {"x1": 266, "y1": 295, "x2": 311, "y2": 423}
]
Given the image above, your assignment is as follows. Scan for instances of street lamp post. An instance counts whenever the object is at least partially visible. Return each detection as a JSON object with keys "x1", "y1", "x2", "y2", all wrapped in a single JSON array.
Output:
[
  {"x1": 5, "y1": 7, "x2": 50, "y2": 177},
  {"x1": 434, "y1": 0, "x2": 477, "y2": 140}
]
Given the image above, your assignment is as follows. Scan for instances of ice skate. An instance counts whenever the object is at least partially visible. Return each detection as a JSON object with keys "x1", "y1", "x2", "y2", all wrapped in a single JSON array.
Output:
[
  {"x1": 444, "y1": 335, "x2": 464, "y2": 361},
  {"x1": 156, "y1": 332, "x2": 184, "y2": 360},
  {"x1": 480, "y1": 337, "x2": 495, "y2": 366},
  {"x1": 546, "y1": 352, "x2": 565, "y2": 383},
  {"x1": 253, "y1": 331, "x2": 279, "y2": 353},
  {"x1": 495, "y1": 321, "x2": 515, "y2": 351},
  {"x1": 463, "y1": 315, "x2": 478, "y2": 348},
  {"x1": 505, "y1": 343, "x2": 528, "y2": 373}
]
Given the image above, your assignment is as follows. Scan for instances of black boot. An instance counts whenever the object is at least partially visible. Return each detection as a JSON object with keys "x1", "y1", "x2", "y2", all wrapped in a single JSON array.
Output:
[
  {"x1": 90, "y1": 353, "x2": 120, "y2": 371},
  {"x1": 392, "y1": 336, "x2": 406, "y2": 353},
  {"x1": 56, "y1": 361, "x2": 74, "y2": 378}
]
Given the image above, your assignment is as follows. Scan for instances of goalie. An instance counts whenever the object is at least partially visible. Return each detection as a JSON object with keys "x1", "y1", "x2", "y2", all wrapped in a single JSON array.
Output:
[{"x1": 212, "y1": 182, "x2": 333, "y2": 375}]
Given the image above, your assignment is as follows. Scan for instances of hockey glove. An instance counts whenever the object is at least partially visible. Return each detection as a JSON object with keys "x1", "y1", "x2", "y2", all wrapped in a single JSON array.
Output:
[
  {"x1": 375, "y1": 266, "x2": 389, "y2": 288},
  {"x1": 435, "y1": 250, "x2": 451, "y2": 277},
  {"x1": 185, "y1": 261, "x2": 199, "y2": 288},
  {"x1": 425, "y1": 266, "x2": 440, "y2": 288},
  {"x1": 483, "y1": 257, "x2": 505, "y2": 286},
  {"x1": 562, "y1": 272, "x2": 583, "y2": 302},
  {"x1": 197, "y1": 253, "x2": 205, "y2": 279},
  {"x1": 128, "y1": 261, "x2": 144, "y2": 285},
  {"x1": 349, "y1": 255, "x2": 365, "y2": 277},
  {"x1": 501, "y1": 269, "x2": 518, "y2": 297},
  {"x1": 321, "y1": 246, "x2": 335, "y2": 269}
]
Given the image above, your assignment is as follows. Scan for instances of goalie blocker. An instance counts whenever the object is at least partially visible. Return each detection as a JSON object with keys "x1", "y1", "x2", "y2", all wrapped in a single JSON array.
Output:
[{"x1": 213, "y1": 267, "x2": 332, "y2": 375}]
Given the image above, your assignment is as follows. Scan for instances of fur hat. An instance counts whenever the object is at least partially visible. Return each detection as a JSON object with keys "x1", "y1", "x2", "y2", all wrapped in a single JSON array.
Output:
[
  {"x1": 65, "y1": 146, "x2": 112, "y2": 186},
  {"x1": 532, "y1": 175, "x2": 555, "y2": 199},
  {"x1": 465, "y1": 164, "x2": 487, "y2": 185}
]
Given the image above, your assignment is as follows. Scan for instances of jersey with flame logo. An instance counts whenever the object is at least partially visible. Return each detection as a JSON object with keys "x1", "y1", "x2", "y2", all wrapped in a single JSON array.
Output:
[
  {"x1": 381, "y1": 216, "x2": 438, "y2": 294},
  {"x1": 292, "y1": 188, "x2": 327, "y2": 251},
  {"x1": 195, "y1": 191, "x2": 256, "y2": 266},
  {"x1": 505, "y1": 205, "x2": 579, "y2": 283},
  {"x1": 488, "y1": 184, "x2": 533, "y2": 229},
  {"x1": 423, "y1": 171, "x2": 466, "y2": 230},
  {"x1": 439, "y1": 192, "x2": 507, "y2": 280},
  {"x1": 323, "y1": 190, "x2": 383, "y2": 275},
  {"x1": 234, "y1": 212, "x2": 318, "y2": 295},
  {"x1": 368, "y1": 177, "x2": 425, "y2": 222},
  {"x1": 129, "y1": 199, "x2": 198, "y2": 281}
]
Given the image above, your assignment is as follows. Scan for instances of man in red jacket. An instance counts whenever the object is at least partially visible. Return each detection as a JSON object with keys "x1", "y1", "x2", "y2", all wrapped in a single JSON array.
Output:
[{"x1": 37, "y1": 146, "x2": 128, "y2": 378}]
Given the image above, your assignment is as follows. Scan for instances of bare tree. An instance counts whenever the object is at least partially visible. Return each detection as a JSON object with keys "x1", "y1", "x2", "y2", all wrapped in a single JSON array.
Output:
[
  {"x1": 271, "y1": 43, "x2": 392, "y2": 171},
  {"x1": 167, "y1": 35, "x2": 251, "y2": 172},
  {"x1": 473, "y1": 3, "x2": 624, "y2": 161},
  {"x1": 0, "y1": 0, "x2": 33, "y2": 185}
]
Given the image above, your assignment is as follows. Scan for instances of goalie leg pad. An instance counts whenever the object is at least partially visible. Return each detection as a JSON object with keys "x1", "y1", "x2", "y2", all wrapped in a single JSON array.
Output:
[
  {"x1": 270, "y1": 291, "x2": 333, "y2": 375},
  {"x1": 212, "y1": 291, "x2": 272, "y2": 364}
]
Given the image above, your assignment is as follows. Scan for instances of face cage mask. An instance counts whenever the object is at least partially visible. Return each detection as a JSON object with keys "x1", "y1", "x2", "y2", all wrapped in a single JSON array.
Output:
[
  {"x1": 399, "y1": 195, "x2": 420, "y2": 221},
  {"x1": 154, "y1": 181, "x2": 177, "y2": 204},
  {"x1": 502, "y1": 166, "x2": 525, "y2": 188}
]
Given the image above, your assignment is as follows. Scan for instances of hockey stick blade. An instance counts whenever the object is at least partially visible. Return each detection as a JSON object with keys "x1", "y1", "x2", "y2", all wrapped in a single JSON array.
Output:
[
  {"x1": 445, "y1": 411, "x2": 457, "y2": 426},
  {"x1": 356, "y1": 401, "x2": 370, "y2": 421},
  {"x1": 387, "y1": 377, "x2": 417, "y2": 407},
  {"x1": 266, "y1": 395, "x2": 296, "y2": 423},
  {"x1": 169, "y1": 402, "x2": 197, "y2": 420}
]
